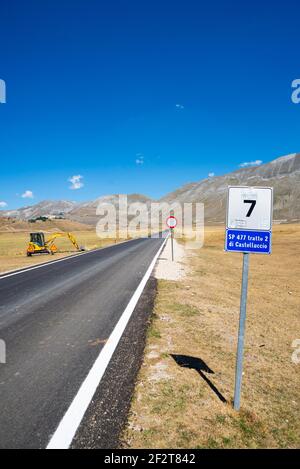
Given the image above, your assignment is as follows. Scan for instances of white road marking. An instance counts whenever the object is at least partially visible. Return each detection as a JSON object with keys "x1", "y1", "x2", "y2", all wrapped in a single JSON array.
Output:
[{"x1": 46, "y1": 236, "x2": 168, "y2": 449}]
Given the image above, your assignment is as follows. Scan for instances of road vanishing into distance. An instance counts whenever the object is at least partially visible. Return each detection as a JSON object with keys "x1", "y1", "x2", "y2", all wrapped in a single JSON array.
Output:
[{"x1": 0, "y1": 237, "x2": 165, "y2": 449}]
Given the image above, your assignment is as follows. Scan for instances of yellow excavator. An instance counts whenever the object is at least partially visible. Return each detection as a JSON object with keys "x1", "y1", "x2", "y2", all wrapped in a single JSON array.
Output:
[{"x1": 27, "y1": 232, "x2": 85, "y2": 256}]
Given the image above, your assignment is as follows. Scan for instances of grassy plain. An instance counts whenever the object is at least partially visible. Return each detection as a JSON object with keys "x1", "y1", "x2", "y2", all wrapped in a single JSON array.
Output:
[
  {"x1": 0, "y1": 224, "x2": 116, "y2": 273},
  {"x1": 124, "y1": 224, "x2": 300, "y2": 448}
]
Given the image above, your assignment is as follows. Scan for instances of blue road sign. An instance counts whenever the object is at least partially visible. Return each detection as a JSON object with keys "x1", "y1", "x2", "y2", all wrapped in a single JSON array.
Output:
[{"x1": 225, "y1": 229, "x2": 272, "y2": 254}]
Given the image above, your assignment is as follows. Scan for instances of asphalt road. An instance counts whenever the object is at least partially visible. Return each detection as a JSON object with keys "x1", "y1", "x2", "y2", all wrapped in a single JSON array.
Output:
[{"x1": 0, "y1": 237, "x2": 164, "y2": 449}]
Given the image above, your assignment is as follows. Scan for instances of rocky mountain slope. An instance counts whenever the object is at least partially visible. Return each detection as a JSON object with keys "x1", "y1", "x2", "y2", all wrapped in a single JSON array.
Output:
[
  {"x1": 2, "y1": 200, "x2": 76, "y2": 221},
  {"x1": 1, "y1": 153, "x2": 299, "y2": 224},
  {"x1": 68, "y1": 193, "x2": 153, "y2": 225},
  {"x1": 161, "y1": 153, "x2": 300, "y2": 223}
]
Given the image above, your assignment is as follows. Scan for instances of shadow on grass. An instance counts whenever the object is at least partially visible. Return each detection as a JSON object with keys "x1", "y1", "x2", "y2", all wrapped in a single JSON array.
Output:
[{"x1": 170, "y1": 354, "x2": 227, "y2": 403}]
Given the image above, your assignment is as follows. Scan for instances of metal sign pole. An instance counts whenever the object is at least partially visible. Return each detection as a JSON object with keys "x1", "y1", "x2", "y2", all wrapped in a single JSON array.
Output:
[
  {"x1": 166, "y1": 215, "x2": 177, "y2": 261},
  {"x1": 233, "y1": 252, "x2": 250, "y2": 410},
  {"x1": 171, "y1": 228, "x2": 174, "y2": 261}
]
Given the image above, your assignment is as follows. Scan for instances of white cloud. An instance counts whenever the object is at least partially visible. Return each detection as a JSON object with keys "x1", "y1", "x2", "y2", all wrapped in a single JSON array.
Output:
[
  {"x1": 175, "y1": 103, "x2": 184, "y2": 109},
  {"x1": 21, "y1": 190, "x2": 34, "y2": 199},
  {"x1": 69, "y1": 175, "x2": 84, "y2": 190},
  {"x1": 0, "y1": 201, "x2": 7, "y2": 208},
  {"x1": 135, "y1": 154, "x2": 144, "y2": 165},
  {"x1": 239, "y1": 160, "x2": 263, "y2": 168},
  {"x1": 208, "y1": 172, "x2": 215, "y2": 177}
]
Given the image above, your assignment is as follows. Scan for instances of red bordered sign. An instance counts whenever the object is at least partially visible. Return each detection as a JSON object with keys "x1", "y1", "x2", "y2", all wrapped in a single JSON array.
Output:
[{"x1": 166, "y1": 216, "x2": 177, "y2": 229}]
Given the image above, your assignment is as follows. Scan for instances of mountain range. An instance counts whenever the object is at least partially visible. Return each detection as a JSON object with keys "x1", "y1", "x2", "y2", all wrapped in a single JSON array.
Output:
[{"x1": 1, "y1": 153, "x2": 299, "y2": 224}]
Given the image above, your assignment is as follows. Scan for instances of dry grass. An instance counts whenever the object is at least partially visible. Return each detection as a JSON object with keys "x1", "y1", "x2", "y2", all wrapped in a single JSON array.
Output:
[
  {"x1": 0, "y1": 217, "x2": 94, "y2": 233},
  {"x1": 0, "y1": 218, "x2": 151, "y2": 273},
  {"x1": 123, "y1": 224, "x2": 300, "y2": 449},
  {"x1": 0, "y1": 230, "x2": 118, "y2": 273}
]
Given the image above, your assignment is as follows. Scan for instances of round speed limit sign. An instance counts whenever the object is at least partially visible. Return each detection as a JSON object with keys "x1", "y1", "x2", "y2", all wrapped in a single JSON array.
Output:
[{"x1": 166, "y1": 216, "x2": 177, "y2": 229}]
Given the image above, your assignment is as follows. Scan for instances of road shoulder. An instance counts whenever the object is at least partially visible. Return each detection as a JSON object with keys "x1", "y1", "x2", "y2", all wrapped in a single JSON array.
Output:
[{"x1": 71, "y1": 276, "x2": 158, "y2": 449}]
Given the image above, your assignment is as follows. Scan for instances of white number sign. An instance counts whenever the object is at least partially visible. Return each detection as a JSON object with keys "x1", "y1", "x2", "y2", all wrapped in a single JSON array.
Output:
[{"x1": 227, "y1": 186, "x2": 273, "y2": 231}]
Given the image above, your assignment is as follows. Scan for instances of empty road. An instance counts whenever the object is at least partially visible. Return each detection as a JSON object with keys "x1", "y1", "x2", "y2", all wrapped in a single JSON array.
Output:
[{"x1": 0, "y1": 237, "x2": 165, "y2": 448}]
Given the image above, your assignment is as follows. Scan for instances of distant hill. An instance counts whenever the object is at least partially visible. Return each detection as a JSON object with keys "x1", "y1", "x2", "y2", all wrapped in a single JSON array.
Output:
[
  {"x1": 1, "y1": 154, "x2": 299, "y2": 225},
  {"x1": 2, "y1": 200, "x2": 76, "y2": 221},
  {"x1": 0, "y1": 195, "x2": 153, "y2": 225},
  {"x1": 68, "y1": 193, "x2": 153, "y2": 225}
]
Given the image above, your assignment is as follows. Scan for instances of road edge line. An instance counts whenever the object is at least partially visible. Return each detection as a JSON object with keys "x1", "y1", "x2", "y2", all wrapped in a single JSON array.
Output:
[{"x1": 46, "y1": 235, "x2": 168, "y2": 449}]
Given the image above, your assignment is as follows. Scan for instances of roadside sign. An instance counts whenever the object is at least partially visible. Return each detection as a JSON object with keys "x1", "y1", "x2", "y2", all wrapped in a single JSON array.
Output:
[
  {"x1": 227, "y1": 186, "x2": 272, "y2": 231},
  {"x1": 166, "y1": 216, "x2": 177, "y2": 229},
  {"x1": 226, "y1": 229, "x2": 272, "y2": 254},
  {"x1": 225, "y1": 186, "x2": 273, "y2": 255},
  {"x1": 225, "y1": 186, "x2": 273, "y2": 411}
]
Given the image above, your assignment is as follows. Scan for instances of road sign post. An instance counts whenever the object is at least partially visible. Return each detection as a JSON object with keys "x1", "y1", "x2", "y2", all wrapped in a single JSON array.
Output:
[
  {"x1": 234, "y1": 252, "x2": 249, "y2": 410},
  {"x1": 166, "y1": 216, "x2": 177, "y2": 261},
  {"x1": 171, "y1": 228, "x2": 174, "y2": 261},
  {"x1": 225, "y1": 186, "x2": 273, "y2": 411}
]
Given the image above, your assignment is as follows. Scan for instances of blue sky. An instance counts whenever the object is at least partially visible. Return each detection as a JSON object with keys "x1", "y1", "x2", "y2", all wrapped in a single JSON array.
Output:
[{"x1": 0, "y1": 0, "x2": 299, "y2": 209}]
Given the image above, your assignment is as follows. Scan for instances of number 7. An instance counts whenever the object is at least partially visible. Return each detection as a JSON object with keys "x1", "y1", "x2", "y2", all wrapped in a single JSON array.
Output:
[{"x1": 244, "y1": 199, "x2": 256, "y2": 217}]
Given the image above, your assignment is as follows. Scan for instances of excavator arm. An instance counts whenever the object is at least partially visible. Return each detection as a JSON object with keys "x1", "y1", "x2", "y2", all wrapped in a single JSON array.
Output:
[{"x1": 45, "y1": 232, "x2": 83, "y2": 252}]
